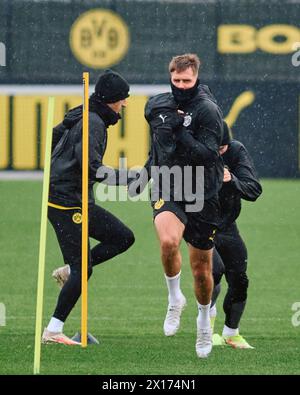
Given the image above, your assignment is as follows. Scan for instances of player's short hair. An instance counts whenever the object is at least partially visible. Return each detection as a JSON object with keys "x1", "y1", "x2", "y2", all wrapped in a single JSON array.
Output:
[{"x1": 168, "y1": 53, "x2": 201, "y2": 75}]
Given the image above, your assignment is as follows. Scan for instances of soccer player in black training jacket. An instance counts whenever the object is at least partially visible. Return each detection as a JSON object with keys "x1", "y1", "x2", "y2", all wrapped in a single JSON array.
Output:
[
  {"x1": 210, "y1": 121, "x2": 262, "y2": 349},
  {"x1": 42, "y1": 70, "x2": 135, "y2": 345},
  {"x1": 130, "y1": 54, "x2": 224, "y2": 358}
]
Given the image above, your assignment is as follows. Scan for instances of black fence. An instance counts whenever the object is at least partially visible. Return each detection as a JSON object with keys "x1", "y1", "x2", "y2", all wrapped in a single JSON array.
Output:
[
  {"x1": 0, "y1": 0, "x2": 299, "y2": 84},
  {"x1": 0, "y1": 0, "x2": 299, "y2": 177}
]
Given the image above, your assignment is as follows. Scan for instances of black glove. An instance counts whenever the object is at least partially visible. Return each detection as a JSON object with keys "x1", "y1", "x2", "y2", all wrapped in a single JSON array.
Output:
[
  {"x1": 175, "y1": 127, "x2": 193, "y2": 142},
  {"x1": 149, "y1": 109, "x2": 184, "y2": 130},
  {"x1": 147, "y1": 109, "x2": 185, "y2": 160}
]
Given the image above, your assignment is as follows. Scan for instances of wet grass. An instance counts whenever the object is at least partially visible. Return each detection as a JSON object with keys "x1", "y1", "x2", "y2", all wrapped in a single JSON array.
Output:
[{"x1": 0, "y1": 179, "x2": 299, "y2": 375}]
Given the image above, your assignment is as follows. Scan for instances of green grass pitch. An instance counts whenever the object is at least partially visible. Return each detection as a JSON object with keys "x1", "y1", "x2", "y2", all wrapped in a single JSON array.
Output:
[{"x1": 0, "y1": 179, "x2": 299, "y2": 375}]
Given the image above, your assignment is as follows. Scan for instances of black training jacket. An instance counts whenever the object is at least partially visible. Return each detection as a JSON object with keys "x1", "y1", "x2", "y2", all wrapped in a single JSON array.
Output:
[
  {"x1": 219, "y1": 140, "x2": 263, "y2": 230},
  {"x1": 49, "y1": 104, "x2": 118, "y2": 206},
  {"x1": 144, "y1": 84, "x2": 224, "y2": 201}
]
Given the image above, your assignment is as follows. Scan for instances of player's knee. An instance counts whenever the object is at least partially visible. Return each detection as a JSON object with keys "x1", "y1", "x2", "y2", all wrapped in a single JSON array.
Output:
[
  {"x1": 160, "y1": 236, "x2": 180, "y2": 256},
  {"x1": 192, "y1": 265, "x2": 212, "y2": 284},
  {"x1": 125, "y1": 229, "x2": 135, "y2": 249},
  {"x1": 229, "y1": 272, "x2": 249, "y2": 302},
  {"x1": 119, "y1": 228, "x2": 135, "y2": 252}
]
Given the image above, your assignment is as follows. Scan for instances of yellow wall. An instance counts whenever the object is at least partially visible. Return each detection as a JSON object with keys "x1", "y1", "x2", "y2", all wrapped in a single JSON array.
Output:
[
  {"x1": 0, "y1": 96, "x2": 9, "y2": 168},
  {"x1": 0, "y1": 95, "x2": 149, "y2": 170},
  {"x1": 105, "y1": 96, "x2": 149, "y2": 168}
]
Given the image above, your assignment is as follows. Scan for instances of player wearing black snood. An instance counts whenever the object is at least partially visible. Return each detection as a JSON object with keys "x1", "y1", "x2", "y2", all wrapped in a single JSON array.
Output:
[{"x1": 130, "y1": 54, "x2": 224, "y2": 359}]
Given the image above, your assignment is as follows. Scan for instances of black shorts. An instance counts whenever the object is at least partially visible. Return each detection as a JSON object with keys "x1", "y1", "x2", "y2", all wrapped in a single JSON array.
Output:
[{"x1": 152, "y1": 196, "x2": 220, "y2": 250}]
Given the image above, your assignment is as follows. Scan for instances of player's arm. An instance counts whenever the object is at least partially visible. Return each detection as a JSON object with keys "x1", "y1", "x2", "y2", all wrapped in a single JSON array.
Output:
[
  {"x1": 176, "y1": 101, "x2": 223, "y2": 166},
  {"x1": 148, "y1": 112, "x2": 181, "y2": 162},
  {"x1": 88, "y1": 118, "x2": 134, "y2": 186},
  {"x1": 74, "y1": 117, "x2": 125, "y2": 185},
  {"x1": 227, "y1": 144, "x2": 262, "y2": 201}
]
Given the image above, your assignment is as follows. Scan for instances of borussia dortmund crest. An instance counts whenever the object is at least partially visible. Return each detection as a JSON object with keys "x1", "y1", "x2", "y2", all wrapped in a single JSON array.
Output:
[
  {"x1": 154, "y1": 199, "x2": 165, "y2": 210},
  {"x1": 72, "y1": 212, "x2": 82, "y2": 224},
  {"x1": 209, "y1": 228, "x2": 217, "y2": 241},
  {"x1": 183, "y1": 115, "x2": 192, "y2": 127}
]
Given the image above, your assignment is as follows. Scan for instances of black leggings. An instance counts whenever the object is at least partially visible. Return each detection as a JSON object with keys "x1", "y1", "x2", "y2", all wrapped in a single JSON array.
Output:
[
  {"x1": 212, "y1": 222, "x2": 249, "y2": 329},
  {"x1": 48, "y1": 204, "x2": 135, "y2": 322}
]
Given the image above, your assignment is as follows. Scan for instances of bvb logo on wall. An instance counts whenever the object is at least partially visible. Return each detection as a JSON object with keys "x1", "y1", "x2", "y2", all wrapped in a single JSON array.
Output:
[{"x1": 70, "y1": 8, "x2": 130, "y2": 69}]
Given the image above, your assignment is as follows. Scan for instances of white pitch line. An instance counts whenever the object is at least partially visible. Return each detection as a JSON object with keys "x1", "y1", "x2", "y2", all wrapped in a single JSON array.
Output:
[
  {"x1": 0, "y1": 84, "x2": 170, "y2": 95},
  {"x1": 0, "y1": 171, "x2": 43, "y2": 180}
]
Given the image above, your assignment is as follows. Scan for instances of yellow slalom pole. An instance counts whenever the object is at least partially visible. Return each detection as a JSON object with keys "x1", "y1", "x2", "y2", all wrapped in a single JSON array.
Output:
[
  {"x1": 33, "y1": 96, "x2": 55, "y2": 374},
  {"x1": 81, "y1": 72, "x2": 89, "y2": 347}
]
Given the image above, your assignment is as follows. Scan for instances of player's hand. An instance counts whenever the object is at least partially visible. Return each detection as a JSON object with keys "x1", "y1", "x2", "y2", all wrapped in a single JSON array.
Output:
[
  {"x1": 169, "y1": 110, "x2": 185, "y2": 129},
  {"x1": 223, "y1": 167, "x2": 232, "y2": 182},
  {"x1": 151, "y1": 110, "x2": 184, "y2": 130}
]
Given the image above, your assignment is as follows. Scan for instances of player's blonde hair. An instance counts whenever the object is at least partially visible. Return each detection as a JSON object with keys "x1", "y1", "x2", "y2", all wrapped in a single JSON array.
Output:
[{"x1": 168, "y1": 53, "x2": 201, "y2": 75}]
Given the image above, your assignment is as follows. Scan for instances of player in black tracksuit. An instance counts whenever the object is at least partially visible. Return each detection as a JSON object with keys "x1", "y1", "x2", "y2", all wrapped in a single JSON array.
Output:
[
  {"x1": 210, "y1": 122, "x2": 262, "y2": 348},
  {"x1": 42, "y1": 70, "x2": 135, "y2": 344},
  {"x1": 140, "y1": 81, "x2": 224, "y2": 246},
  {"x1": 129, "y1": 54, "x2": 224, "y2": 358}
]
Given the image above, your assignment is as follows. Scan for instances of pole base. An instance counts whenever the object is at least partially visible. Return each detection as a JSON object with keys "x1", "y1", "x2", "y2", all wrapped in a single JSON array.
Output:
[{"x1": 72, "y1": 332, "x2": 100, "y2": 345}]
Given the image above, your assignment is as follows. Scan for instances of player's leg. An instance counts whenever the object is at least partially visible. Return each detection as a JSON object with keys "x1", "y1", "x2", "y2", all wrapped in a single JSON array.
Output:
[
  {"x1": 43, "y1": 206, "x2": 93, "y2": 345},
  {"x1": 184, "y1": 208, "x2": 219, "y2": 358},
  {"x1": 217, "y1": 224, "x2": 252, "y2": 348},
  {"x1": 188, "y1": 244, "x2": 214, "y2": 357},
  {"x1": 210, "y1": 247, "x2": 225, "y2": 331},
  {"x1": 154, "y1": 204, "x2": 187, "y2": 336},
  {"x1": 89, "y1": 204, "x2": 135, "y2": 266},
  {"x1": 52, "y1": 203, "x2": 135, "y2": 286}
]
